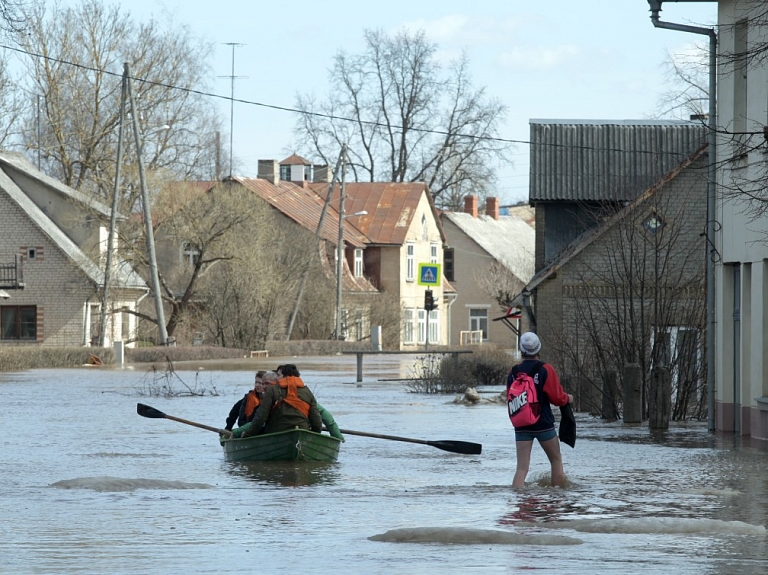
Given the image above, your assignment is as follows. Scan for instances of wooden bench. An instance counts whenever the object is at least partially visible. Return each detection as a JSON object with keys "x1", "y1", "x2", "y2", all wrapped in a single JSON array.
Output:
[{"x1": 250, "y1": 350, "x2": 269, "y2": 358}]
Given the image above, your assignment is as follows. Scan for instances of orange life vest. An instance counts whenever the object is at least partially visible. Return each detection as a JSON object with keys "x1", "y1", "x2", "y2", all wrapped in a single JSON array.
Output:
[
  {"x1": 243, "y1": 390, "x2": 261, "y2": 420},
  {"x1": 275, "y1": 375, "x2": 310, "y2": 417}
]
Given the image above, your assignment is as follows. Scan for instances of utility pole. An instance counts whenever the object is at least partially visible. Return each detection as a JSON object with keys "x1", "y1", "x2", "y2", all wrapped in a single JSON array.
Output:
[
  {"x1": 98, "y1": 68, "x2": 128, "y2": 347},
  {"x1": 334, "y1": 151, "x2": 348, "y2": 340},
  {"x1": 126, "y1": 62, "x2": 168, "y2": 346},
  {"x1": 218, "y1": 43, "x2": 246, "y2": 177}
]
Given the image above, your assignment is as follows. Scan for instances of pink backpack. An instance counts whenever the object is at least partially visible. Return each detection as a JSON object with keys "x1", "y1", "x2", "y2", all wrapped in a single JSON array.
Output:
[{"x1": 507, "y1": 362, "x2": 543, "y2": 428}]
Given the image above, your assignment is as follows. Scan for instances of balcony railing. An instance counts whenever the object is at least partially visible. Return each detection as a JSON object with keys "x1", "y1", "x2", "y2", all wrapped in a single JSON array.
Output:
[{"x1": 0, "y1": 255, "x2": 24, "y2": 289}]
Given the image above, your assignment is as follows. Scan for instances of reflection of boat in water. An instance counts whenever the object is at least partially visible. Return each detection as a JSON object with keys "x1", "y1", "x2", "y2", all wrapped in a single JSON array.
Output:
[
  {"x1": 220, "y1": 428, "x2": 341, "y2": 462},
  {"x1": 227, "y1": 460, "x2": 340, "y2": 487}
]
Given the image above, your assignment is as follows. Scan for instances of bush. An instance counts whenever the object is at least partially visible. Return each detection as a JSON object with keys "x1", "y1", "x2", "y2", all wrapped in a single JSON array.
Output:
[
  {"x1": 0, "y1": 346, "x2": 115, "y2": 372},
  {"x1": 406, "y1": 346, "x2": 514, "y2": 394},
  {"x1": 125, "y1": 345, "x2": 247, "y2": 364}
]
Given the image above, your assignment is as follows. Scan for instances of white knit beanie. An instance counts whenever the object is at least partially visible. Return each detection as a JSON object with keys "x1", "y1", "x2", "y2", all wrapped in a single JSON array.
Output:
[{"x1": 519, "y1": 332, "x2": 542, "y2": 356}]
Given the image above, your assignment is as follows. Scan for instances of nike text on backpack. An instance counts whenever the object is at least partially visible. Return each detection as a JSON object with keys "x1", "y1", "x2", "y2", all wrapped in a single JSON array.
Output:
[{"x1": 507, "y1": 362, "x2": 543, "y2": 428}]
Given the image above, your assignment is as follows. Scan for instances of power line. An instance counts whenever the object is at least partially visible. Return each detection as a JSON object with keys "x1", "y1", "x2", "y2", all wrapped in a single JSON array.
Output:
[{"x1": 1, "y1": 42, "x2": 727, "y2": 158}]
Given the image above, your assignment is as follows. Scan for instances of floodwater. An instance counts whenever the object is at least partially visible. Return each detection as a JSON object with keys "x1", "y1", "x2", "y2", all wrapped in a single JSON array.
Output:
[{"x1": 2, "y1": 355, "x2": 768, "y2": 574}]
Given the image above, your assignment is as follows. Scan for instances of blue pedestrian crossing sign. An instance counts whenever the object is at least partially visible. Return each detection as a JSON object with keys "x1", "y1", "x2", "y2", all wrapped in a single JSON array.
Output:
[{"x1": 417, "y1": 263, "x2": 441, "y2": 286}]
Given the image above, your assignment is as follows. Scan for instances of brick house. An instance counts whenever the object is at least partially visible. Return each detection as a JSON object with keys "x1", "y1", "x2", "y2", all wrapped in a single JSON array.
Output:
[
  {"x1": 0, "y1": 152, "x2": 147, "y2": 346},
  {"x1": 514, "y1": 120, "x2": 709, "y2": 416},
  {"x1": 440, "y1": 195, "x2": 534, "y2": 348}
]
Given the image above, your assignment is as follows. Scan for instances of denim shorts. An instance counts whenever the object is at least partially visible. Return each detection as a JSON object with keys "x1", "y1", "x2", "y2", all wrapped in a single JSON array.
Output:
[{"x1": 515, "y1": 427, "x2": 557, "y2": 442}]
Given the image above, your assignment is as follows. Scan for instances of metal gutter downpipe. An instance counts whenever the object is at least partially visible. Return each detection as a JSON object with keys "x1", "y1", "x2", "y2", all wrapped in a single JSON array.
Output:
[{"x1": 647, "y1": 0, "x2": 717, "y2": 432}]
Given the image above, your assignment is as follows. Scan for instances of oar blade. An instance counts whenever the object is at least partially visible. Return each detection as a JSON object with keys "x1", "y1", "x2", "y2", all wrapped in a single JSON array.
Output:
[
  {"x1": 428, "y1": 440, "x2": 482, "y2": 455},
  {"x1": 137, "y1": 403, "x2": 166, "y2": 419}
]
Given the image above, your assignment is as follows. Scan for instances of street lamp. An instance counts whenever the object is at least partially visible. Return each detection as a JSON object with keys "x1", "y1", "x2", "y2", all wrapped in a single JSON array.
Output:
[{"x1": 335, "y1": 206, "x2": 367, "y2": 341}]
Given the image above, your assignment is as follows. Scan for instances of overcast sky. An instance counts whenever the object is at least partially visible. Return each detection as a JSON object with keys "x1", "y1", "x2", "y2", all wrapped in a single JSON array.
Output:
[{"x1": 90, "y1": 0, "x2": 717, "y2": 204}]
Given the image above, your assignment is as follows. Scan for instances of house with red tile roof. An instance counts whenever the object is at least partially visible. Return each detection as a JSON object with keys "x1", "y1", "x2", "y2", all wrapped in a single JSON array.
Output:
[{"x1": 234, "y1": 155, "x2": 451, "y2": 348}]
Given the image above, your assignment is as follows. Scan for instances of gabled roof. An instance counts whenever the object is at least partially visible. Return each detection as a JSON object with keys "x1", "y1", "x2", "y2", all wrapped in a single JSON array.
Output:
[
  {"x1": 443, "y1": 212, "x2": 535, "y2": 282},
  {"x1": 309, "y1": 182, "x2": 446, "y2": 246},
  {"x1": 0, "y1": 156, "x2": 146, "y2": 290},
  {"x1": 513, "y1": 143, "x2": 708, "y2": 304},
  {"x1": 0, "y1": 151, "x2": 115, "y2": 219},
  {"x1": 229, "y1": 177, "x2": 368, "y2": 248}
]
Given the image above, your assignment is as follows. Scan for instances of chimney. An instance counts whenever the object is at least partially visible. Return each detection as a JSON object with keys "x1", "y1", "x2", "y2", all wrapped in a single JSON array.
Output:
[
  {"x1": 464, "y1": 195, "x2": 478, "y2": 218},
  {"x1": 313, "y1": 164, "x2": 331, "y2": 183},
  {"x1": 486, "y1": 197, "x2": 499, "y2": 220},
  {"x1": 257, "y1": 160, "x2": 279, "y2": 185}
]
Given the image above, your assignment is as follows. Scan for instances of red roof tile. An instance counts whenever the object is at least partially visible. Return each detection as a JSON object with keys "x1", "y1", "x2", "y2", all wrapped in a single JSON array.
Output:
[
  {"x1": 228, "y1": 177, "x2": 368, "y2": 248},
  {"x1": 308, "y1": 182, "x2": 444, "y2": 245},
  {"x1": 279, "y1": 154, "x2": 311, "y2": 165}
]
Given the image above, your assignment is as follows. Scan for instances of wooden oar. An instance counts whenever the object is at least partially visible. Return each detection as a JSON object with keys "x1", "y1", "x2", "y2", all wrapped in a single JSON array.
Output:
[
  {"x1": 336, "y1": 428, "x2": 481, "y2": 455},
  {"x1": 137, "y1": 403, "x2": 233, "y2": 438}
]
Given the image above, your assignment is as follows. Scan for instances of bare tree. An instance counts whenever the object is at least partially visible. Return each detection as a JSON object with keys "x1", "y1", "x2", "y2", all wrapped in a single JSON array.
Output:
[
  {"x1": 653, "y1": 47, "x2": 709, "y2": 120},
  {"x1": 192, "y1": 212, "x2": 336, "y2": 349},
  {"x1": 550, "y1": 179, "x2": 707, "y2": 421},
  {"x1": 17, "y1": 0, "x2": 227, "y2": 212},
  {"x1": 0, "y1": 54, "x2": 24, "y2": 146},
  {"x1": 0, "y1": 0, "x2": 27, "y2": 35},
  {"x1": 294, "y1": 29, "x2": 510, "y2": 210}
]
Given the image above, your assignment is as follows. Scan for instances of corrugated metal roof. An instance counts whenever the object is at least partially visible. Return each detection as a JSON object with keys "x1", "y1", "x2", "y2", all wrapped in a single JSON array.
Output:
[
  {"x1": 309, "y1": 182, "x2": 444, "y2": 246},
  {"x1": 232, "y1": 177, "x2": 368, "y2": 248},
  {"x1": 529, "y1": 120, "x2": 708, "y2": 202},
  {"x1": 443, "y1": 213, "x2": 535, "y2": 282}
]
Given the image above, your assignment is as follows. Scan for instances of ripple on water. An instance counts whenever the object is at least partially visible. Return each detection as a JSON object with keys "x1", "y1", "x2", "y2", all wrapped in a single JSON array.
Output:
[
  {"x1": 369, "y1": 526, "x2": 583, "y2": 545},
  {"x1": 49, "y1": 476, "x2": 213, "y2": 492}
]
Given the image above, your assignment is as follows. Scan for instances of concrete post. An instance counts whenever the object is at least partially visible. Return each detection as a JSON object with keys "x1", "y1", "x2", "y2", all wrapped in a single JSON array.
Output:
[
  {"x1": 649, "y1": 365, "x2": 671, "y2": 430},
  {"x1": 602, "y1": 371, "x2": 618, "y2": 421},
  {"x1": 372, "y1": 326, "x2": 382, "y2": 351},
  {"x1": 113, "y1": 341, "x2": 125, "y2": 367},
  {"x1": 623, "y1": 363, "x2": 643, "y2": 425}
]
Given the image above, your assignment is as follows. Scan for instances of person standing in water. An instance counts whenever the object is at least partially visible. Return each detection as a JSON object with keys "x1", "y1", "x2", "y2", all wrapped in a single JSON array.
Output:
[{"x1": 507, "y1": 332, "x2": 573, "y2": 487}]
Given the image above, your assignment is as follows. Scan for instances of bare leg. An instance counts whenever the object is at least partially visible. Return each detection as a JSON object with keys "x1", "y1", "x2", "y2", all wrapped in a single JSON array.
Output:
[
  {"x1": 539, "y1": 436, "x2": 565, "y2": 487},
  {"x1": 513, "y1": 440, "x2": 534, "y2": 488}
]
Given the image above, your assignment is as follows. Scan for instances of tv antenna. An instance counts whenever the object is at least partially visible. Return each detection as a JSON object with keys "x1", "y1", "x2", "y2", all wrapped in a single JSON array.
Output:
[{"x1": 218, "y1": 43, "x2": 247, "y2": 177}]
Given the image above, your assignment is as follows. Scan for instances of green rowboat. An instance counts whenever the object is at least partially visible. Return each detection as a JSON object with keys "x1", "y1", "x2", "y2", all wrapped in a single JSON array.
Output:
[{"x1": 221, "y1": 428, "x2": 341, "y2": 462}]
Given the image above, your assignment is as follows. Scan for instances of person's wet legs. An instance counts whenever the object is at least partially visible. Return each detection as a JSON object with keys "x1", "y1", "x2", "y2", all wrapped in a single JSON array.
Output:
[
  {"x1": 539, "y1": 436, "x2": 565, "y2": 487},
  {"x1": 513, "y1": 440, "x2": 534, "y2": 487}
]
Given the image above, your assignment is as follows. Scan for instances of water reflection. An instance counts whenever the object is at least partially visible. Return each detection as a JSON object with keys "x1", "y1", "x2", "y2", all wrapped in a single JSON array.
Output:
[
  {"x1": 498, "y1": 490, "x2": 585, "y2": 525},
  {"x1": 224, "y1": 460, "x2": 341, "y2": 487}
]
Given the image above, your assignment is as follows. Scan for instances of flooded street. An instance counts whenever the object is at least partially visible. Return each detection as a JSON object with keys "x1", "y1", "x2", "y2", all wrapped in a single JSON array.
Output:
[{"x1": 2, "y1": 355, "x2": 768, "y2": 574}]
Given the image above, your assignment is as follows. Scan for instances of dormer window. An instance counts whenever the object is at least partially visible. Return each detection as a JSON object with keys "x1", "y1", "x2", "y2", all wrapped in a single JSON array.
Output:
[{"x1": 280, "y1": 165, "x2": 291, "y2": 181}]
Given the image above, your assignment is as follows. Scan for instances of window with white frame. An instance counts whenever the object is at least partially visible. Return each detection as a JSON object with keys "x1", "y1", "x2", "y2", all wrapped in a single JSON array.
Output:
[
  {"x1": 430, "y1": 243, "x2": 438, "y2": 264},
  {"x1": 403, "y1": 308, "x2": 415, "y2": 344},
  {"x1": 354, "y1": 249, "x2": 363, "y2": 277},
  {"x1": 406, "y1": 243, "x2": 415, "y2": 281},
  {"x1": 428, "y1": 309, "x2": 439, "y2": 343},
  {"x1": 421, "y1": 214, "x2": 428, "y2": 240},
  {"x1": 417, "y1": 309, "x2": 426, "y2": 344},
  {"x1": 469, "y1": 308, "x2": 488, "y2": 340}
]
